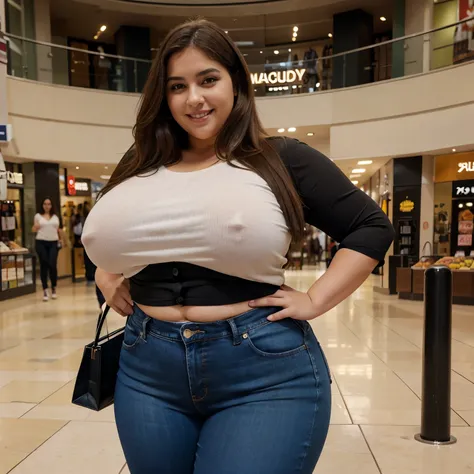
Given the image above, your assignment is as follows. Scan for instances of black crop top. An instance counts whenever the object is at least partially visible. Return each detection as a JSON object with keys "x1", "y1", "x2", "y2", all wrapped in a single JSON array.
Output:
[{"x1": 128, "y1": 137, "x2": 395, "y2": 306}]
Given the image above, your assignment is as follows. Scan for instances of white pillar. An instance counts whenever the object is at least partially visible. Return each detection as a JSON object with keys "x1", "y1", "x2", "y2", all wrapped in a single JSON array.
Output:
[
  {"x1": 405, "y1": 0, "x2": 434, "y2": 74},
  {"x1": 34, "y1": 0, "x2": 52, "y2": 83},
  {"x1": 419, "y1": 155, "x2": 435, "y2": 256}
]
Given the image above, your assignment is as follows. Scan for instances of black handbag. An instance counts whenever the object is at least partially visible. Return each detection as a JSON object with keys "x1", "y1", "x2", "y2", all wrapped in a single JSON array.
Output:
[{"x1": 72, "y1": 306, "x2": 125, "y2": 411}]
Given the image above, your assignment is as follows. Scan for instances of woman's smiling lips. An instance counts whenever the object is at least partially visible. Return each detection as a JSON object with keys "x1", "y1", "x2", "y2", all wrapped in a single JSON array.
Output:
[{"x1": 186, "y1": 110, "x2": 214, "y2": 122}]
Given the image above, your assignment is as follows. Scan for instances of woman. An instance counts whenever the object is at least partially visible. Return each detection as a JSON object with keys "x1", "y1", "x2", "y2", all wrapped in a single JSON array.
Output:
[
  {"x1": 33, "y1": 198, "x2": 63, "y2": 301},
  {"x1": 82, "y1": 20, "x2": 394, "y2": 474}
]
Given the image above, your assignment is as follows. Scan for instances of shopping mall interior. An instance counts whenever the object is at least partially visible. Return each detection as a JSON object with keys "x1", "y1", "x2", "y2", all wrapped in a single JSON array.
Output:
[{"x1": 0, "y1": 0, "x2": 474, "y2": 472}]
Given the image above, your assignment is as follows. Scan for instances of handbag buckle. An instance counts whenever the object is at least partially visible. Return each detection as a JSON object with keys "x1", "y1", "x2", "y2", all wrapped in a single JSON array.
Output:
[{"x1": 91, "y1": 347, "x2": 97, "y2": 360}]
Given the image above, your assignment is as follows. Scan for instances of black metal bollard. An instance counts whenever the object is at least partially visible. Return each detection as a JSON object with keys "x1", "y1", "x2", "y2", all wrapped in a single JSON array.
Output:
[{"x1": 415, "y1": 265, "x2": 457, "y2": 445}]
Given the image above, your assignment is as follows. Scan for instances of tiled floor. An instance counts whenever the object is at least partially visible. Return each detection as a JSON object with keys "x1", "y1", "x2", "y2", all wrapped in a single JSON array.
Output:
[{"x1": 0, "y1": 268, "x2": 473, "y2": 473}]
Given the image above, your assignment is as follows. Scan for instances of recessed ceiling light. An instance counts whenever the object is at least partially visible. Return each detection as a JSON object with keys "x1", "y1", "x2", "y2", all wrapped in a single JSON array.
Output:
[
  {"x1": 260, "y1": 50, "x2": 263, "y2": 54},
  {"x1": 293, "y1": 32, "x2": 298, "y2": 37},
  {"x1": 292, "y1": 38, "x2": 296, "y2": 42},
  {"x1": 288, "y1": 127, "x2": 296, "y2": 132},
  {"x1": 350, "y1": 174, "x2": 361, "y2": 178},
  {"x1": 307, "y1": 132, "x2": 314, "y2": 136},
  {"x1": 274, "y1": 50, "x2": 279, "y2": 54},
  {"x1": 452, "y1": 148, "x2": 457, "y2": 152},
  {"x1": 100, "y1": 175, "x2": 111, "y2": 180},
  {"x1": 328, "y1": 33, "x2": 333, "y2": 38},
  {"x1": 380, "y1": 16, "x2": 387, "y2": 22},
  {"x1": 288, "y1": 48, "x2": 291, "y2": 52},
  {"x1": 352, "y1": 168, "x2": 366, "y2": 173},
  {"x1": 76, "y1": 166, "x2": 80, "y2": 170},
  {"x1": 278, "y1": 128, "x2": 285, "y2": 133},
  {"x1": 351, "y1": 180, "x2": 359, "y2": 185},
  {"x1": 225, "y1": 30, "x2": 229, "y2": 33},
  {"x1": 100, "y1": 25, "x2": 107, "y2": 32},
  {"x1": 316, "y1": 82, "x2": 320, "y2": 88},
  {"x1": 293, "y1": 26, "x2": 299, "y2": 32},
  {"x1": 357, "y1": 160, "x2": 373, "y2": 165},
  {"x1": 93, "y1": 35, "x2": 98, "y2": 40}
]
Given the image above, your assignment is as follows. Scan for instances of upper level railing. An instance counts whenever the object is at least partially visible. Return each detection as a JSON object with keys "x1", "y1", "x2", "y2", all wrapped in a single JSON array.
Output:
[{"x1": 4, "y1": 17, "x2": 473, "y2": 96}]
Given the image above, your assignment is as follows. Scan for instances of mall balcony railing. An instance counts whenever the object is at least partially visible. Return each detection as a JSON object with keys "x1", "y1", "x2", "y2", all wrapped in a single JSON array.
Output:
[{"x1": 3, "y1": 17, "x2": 473, "y2": 96}]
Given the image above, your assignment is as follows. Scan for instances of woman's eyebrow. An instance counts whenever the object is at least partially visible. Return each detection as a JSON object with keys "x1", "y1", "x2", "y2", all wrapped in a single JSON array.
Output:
[{"x1": 167, "y1": 68, "x2": 221, "y2": 82}]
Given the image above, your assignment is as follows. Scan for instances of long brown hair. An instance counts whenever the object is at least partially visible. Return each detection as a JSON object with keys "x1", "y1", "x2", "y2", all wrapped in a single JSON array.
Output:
[{"x1": 100, "y1": 19, "x2": 304, "y2": 242}]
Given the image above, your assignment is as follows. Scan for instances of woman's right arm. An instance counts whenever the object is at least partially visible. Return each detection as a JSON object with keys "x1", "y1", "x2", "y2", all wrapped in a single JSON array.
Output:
[
  {"x1": 32, "y1": 214, "x2": 40, "y2": 233},
  {"x1": 95, "y1": 268, "x2": 134, "y2": 317}
]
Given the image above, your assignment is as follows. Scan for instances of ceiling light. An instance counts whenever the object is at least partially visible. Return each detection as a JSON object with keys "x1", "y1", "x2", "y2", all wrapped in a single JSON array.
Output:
[
  {"x1": 288, "y1": 127, "x2": 296, "y2": 132},
  {"x1": 100, "y1": 175, "x2": 111, "y2": 180},
  {"x1": 351, "y1": 180, "x2": 359, "y2": 185},
  {"x1": 307, "y1": 132, "x2": 314, "y2": 136},
  {"x1": 260, "y1": 50, "x2": 263, "y2": 54},
  {"x1": 316, "y1": 82, "x2": 320, "y2": 88},
  {"x1": 225, "y1": 30, "x2": 229, "y2": 33},
  {"x1": 274, "y1": 50, "x2": 279, "y2": 54},
  {"x1": 93, "y1": 35, "x2": 98, "y2": 40},
  {"x1": 380, "y1": 16, "x2": 387, "y2": 22},
  {"x1": 358, "y1": 160, "x2": 373, "y2": 165},
  {"x1": 76, "y1": 166, "x2": 80, "y2": 170},
  {"x1": 466, "y1": 202, "x2": 473, "y2": 207},
  {"x1": 278, "y1": 128, "x2": 285, "y2": 133},
  {"x1": 350, "y1": 174, "x2": 361, "y2": 178},
  {"x1": 293, "y1": 26, "x2": 299, "y2": 32},
  {"x1": 292, "y1": 85, "x2": 297, "y2": 89},
  {"x1": 352, "y1": 168, "x2": 366, "y2": 174},
  {"x1": 292, "y1": 32, "x2": 298, "y2": 37},
  {"x1": 292, "y1": 38, "x2": 296, "y2": 42},
  {"x1": 288, "y1": 48, "x2": 291, "y2": 52},
  {"x1": 452, "y1": 148, "x2": 456, "y2": 152},
  {"x1": 459, "y1": 203, "x2": 464, "y2": 208},
  {"x1": 328, "y1": 33, "x2": 333, "y2": 38},
  {"x1": 100, "y1": 25, "x2": 107, "y2": 32}
]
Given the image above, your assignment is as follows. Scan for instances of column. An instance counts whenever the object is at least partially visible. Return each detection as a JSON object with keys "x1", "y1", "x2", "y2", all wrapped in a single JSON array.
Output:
[
  {"x1": 115, "y1": 25, "x2": 151, "y2": 93},
  {"x1": 0, "y1": 0, "x2": 8, "y2": 126},
  {"x1": 34, "y1": 0, "x2": 52, "y2": 83},
  {"x1": 332, "y1": 9, "x2": 374, "y2": 89},
  {"x1": 419, "y1": 156, "x2": 435, "y2": 256},
  {"x1": 404, "y1": 0, "x2": 433, "y2": 75}
]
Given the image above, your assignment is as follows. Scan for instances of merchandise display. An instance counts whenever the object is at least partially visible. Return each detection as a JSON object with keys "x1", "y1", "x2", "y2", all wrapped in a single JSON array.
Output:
[
  {"x1": 412, "y1": 256, "x2": 437, "y2": 269},
  {"x1": 434, "y1": 255, "x2": 474, "y2": 270},
  {"x1": 0, "y1": 252, "x2": 35, "y2": 298},
  {"x1": 0, "y1": 239, "x2": 28, "y2": 253}
]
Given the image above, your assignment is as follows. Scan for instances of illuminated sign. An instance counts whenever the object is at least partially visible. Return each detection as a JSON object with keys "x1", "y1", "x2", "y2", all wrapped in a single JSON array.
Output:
[
  {"x1": 251, "y1": 68, "x2": 306, "y2": 85},
  {"x1": 458, "y1": 162, "x2": 474, "y2": 173},
  {"x1": 6, "y1": 171, "x2": 23, "y2": 185},
  {"x1": 65, "y1": 174, "x2": 91, "y2": 197},
  {"x1": 400, "y1": 199, "x2": 415, "y2": 213}
]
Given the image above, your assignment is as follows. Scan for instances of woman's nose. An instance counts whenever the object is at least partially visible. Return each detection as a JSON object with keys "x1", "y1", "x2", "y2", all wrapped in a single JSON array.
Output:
[{"x1": 186, "y1": 86, "x2": 204, "y2": 107}]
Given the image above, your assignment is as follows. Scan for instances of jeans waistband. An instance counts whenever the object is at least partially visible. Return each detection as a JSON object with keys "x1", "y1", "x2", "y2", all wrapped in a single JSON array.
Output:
[{"x1": 129, "y1": 305, "x2": 285, "y2": 344}]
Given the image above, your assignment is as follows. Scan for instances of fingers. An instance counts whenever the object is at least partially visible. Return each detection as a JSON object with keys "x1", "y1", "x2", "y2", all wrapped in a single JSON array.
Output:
[
  {"x1": 267, "y1": 309, "x2": 292, "y2": 321},
  {"x1": 248, "y1": 296, "x2": 284, "y2": 308}
]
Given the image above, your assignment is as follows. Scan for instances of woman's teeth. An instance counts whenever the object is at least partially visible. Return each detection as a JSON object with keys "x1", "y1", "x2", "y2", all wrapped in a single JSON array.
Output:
[{"x1": 189, "y1": 111, "x2": 212, "y2": 118}]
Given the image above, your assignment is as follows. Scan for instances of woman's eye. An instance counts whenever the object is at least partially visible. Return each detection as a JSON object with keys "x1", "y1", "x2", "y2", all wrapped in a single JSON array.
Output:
[
  {"x1": 203, "y1": 77, "x2": 218, "y2": 85},
  {"x1": 170, "y1": 83, "x2": 185, "y2": 91}
]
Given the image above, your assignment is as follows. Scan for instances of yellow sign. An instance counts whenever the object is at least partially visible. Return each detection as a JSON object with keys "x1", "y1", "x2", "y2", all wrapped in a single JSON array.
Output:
[
  {"x1": 400, "y1": 199, "x2": 415, "y2": 213},
  {"x1": 251, "y1": 69, "x2": 306, "y2": 85}
]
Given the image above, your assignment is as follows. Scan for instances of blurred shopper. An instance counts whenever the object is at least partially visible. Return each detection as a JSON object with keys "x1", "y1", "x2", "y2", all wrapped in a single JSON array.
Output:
[
  {"x1": 82, "y1": 19, "x2": 394, "y2": 474},
  {"x1": 32, "y1": 198, "x2": 64, "y2": 301}
]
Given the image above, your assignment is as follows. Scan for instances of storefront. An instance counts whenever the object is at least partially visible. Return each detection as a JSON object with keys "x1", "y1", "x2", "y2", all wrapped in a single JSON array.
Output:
[
  {"x1": 396, "y1": 152, "x2": 474, "y2": 305},
  {"x1": 0, "y1": 160, "x2": 36, "y2": 300},
  {"x1": 58, "y1": 170, "x2": 93, "y2": 282}
]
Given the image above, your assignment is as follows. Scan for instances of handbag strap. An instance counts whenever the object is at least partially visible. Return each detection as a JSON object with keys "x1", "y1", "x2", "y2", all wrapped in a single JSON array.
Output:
[{"x1": 93, "y1": 305, "x2": 111, "y2": 347}]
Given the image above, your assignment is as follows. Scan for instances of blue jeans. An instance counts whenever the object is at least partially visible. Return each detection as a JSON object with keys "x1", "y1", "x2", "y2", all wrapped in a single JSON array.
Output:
[{"x1": 115, "y1": 305, "x2": 332, "y2": 474}]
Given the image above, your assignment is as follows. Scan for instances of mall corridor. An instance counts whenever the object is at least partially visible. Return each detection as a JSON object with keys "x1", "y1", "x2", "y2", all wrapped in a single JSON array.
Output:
[{"x1": 0, "y1": 269, "x2": 473, "y2": 473}]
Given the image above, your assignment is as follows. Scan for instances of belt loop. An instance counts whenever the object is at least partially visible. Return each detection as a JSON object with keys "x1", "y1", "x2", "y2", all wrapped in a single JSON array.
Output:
[
  {"x1": 140, "y1": 316, "x2": 151, "y2": 342},
  {"x1": 227, "y1": 318, "x2": 242, "y2": 346}
]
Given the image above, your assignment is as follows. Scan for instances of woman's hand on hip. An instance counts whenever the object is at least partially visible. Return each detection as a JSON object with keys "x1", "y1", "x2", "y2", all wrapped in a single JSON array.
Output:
[
  {"x1": 95, "y1": 268, "x2": 133, "y2": 317},
  {"x1": 248, "y1": 285, "x2": 321, "y2": 322}
]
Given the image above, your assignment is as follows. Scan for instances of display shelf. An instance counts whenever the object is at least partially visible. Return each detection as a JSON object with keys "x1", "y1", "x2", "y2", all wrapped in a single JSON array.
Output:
[{"x1": 0, "y1": 253, "x2": 36, "y2": 301}]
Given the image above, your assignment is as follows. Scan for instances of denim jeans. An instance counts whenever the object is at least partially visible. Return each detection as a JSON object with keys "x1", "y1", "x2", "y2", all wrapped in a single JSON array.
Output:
[{"x1": 115, "y1": 305, "x2": 332, "y2": 474}]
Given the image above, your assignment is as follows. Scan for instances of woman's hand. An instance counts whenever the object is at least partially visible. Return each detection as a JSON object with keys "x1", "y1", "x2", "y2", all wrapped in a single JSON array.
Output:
[
  {"x1": 95, "y1": 268, "x2": 133, "y2": 317},
  {"x1": 32, "y1": 223, "x2": 40, "y2": 232},
  {"x1": 248, "y1": 285, "x2": 322, "y2": 322}
]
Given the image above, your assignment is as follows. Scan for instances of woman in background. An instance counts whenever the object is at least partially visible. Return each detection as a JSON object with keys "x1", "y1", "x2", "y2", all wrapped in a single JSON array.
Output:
[{"x1": 32, "y1": 198, "x2": 64, "y2": 301}]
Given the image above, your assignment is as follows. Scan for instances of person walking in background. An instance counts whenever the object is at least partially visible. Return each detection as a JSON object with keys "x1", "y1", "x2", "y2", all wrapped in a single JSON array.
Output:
[{"x1": 32, "y1": 198, "x2": 64, "y2": 301}]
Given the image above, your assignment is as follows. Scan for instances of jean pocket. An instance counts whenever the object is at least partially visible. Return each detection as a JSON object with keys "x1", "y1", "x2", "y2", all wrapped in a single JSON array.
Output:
[
  {"x1": 122, "y1": 319, "x2": 145, "y2": 351},
  {"x1": 245, "y1": 318, "x2": 307, "y2": 358},
  {"x1": 317, "y1": 342, "x2": 332, "y2": 384}
]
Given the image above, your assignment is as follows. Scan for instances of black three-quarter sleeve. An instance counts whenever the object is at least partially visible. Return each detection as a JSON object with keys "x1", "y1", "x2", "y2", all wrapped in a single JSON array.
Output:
[{"x1": 274, "y1": 137, "x2": 395, "y2": 264}]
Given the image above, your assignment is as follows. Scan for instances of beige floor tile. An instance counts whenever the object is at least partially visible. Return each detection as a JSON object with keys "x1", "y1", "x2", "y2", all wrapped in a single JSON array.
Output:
[
  {"x1": 9, "y1": 421, "x2": 125, "y2": 474},
  {"x1": 330, "y1": 394, "x2": 352, "y2": 424},
  {"x1": 0, "y1": 402, "x2": 36, "y2": 418},
  {"x1": 361, "y1": 425, "x2": 474, "y2": 474},
  {"x1": 0, "y1": 418, "x2": 67, "y2": 473},
  {"x1": 0, "y1": 380, "x2": 67, "y2": 403},
  {"x1": 41, "y1": 380, "x2": 76, "y2": 405},
  {"x1": 85, "y1": 404, "x2": 116, "y2": 423},
  {"x1": 120, "y1": 465, "x2": 130, "y2": 474},
  {"x1": 314, "y1": 425, "x2": 379, "y2": 474},
  {"x1": 457, "y1": 411, "x2": 474, "y2": 426},
  {"x1": 22, "y1": 404, "x2": 91, "y2": 422}
]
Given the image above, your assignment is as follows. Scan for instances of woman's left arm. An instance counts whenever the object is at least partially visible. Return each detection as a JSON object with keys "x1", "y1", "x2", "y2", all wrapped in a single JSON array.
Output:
[{"x1": 249, "y1": 138, "x2": 395, "y2": 321}]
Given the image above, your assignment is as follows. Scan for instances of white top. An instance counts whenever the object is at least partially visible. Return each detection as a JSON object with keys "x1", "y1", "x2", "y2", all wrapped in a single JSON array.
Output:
[
  {"x1": 82, "y1": 162, "x2": 291, "y2": 285},
  {"x1": 34, "y1": 214, "x2": 60, "y2": 241}
]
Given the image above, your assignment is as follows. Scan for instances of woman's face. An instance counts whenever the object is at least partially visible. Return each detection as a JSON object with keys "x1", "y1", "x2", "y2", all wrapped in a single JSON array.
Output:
[
  {"x1": 43, "y1": 200, "x2": 52, "y2": 214},
  {"x1": 166, "y1": 47, "x2": 234, "y2": 148}
]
